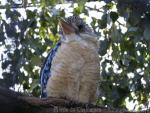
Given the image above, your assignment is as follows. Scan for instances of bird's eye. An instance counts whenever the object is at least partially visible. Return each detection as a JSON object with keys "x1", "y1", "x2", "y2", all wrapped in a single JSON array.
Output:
[{"x1": 78, "y1": 24, "x2": 84, "y2": 31}]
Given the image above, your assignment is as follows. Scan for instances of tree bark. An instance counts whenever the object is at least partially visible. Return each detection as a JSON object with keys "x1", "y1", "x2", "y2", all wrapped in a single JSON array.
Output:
[{"x1": 0, "y1": 87, "x2": 149, "y2": 113}]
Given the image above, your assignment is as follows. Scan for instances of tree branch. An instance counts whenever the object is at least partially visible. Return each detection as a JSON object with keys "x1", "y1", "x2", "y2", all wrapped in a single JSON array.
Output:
[{"x1": 0, "y1": 87, "x2": 149, "y2": 113}]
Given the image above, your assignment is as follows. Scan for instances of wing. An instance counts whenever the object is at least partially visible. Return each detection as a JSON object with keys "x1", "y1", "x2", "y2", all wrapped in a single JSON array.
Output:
[{"x1": 40, "y1": 41, "x2": 61, "y2": 97}]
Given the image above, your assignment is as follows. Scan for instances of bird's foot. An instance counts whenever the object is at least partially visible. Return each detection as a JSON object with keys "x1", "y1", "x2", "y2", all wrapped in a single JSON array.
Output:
[
  {"x1": 65, "y1": 100, "x2": 80, "y2": 108},
  {"x1": 81, "y1": 103, "x2": 91, "y2": 109}
]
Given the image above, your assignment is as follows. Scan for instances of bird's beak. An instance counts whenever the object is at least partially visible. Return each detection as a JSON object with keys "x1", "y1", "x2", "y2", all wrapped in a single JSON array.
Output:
[{"x1": 59, "y1": 18, "x2": 75, "y2": 34}]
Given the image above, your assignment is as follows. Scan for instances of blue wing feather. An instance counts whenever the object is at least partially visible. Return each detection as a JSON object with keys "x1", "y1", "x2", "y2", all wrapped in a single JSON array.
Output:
[{"x1": 40, "y1": 41, "x2": 61, "y2": 97}]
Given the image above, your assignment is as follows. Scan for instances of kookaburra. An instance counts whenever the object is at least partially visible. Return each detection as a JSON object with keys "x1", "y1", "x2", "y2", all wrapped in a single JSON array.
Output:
[{"x1": 40, "y1": 16, "x2": 100, "y2": 104}]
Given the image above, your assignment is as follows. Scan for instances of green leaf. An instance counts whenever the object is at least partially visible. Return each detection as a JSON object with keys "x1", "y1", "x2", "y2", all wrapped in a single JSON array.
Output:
[
  {"x1": 144, "y1": 23, "x2": 150, "y2": 40},
  {"x1": 73, "y1": 7, "x2": 81, "y2": 15},
  {"x1": 26, "y1": 10, "x2": 37, "y2": 19},
  {"x1": 98, "y1": 14, "x2": 107, "y2": 29},
  {"x1": 124, "y1": 27, "x2": 138, "y2": 37},
  {"x1": 31, "y1": 56, "x2": 41, "y2": 66},
  {"x1": 111, "y1": 24, "x2": 122, "y2": 43},
  {"x1": 73, "y1": 0, "x2": 87, "y2": 15},
  {"x1": 99, "y1": 38, "x2": 110, "y2": 56},
  {"x1": 29, "y1": 79, "x2": 39, "y2": 92},
  {"x1": 106, "y1": 2, "x2": 114, "y2": 9},
  {"x1": 128, "y1": 12, "x2": 141, "y2": 26},
  {"x1": 110, "y1": 12, "x2": 118, "y2": 23}
]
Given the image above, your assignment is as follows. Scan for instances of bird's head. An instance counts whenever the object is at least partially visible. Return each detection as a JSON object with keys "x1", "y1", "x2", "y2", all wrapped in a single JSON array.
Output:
[{"x1": 59, "y1": 16, "x2": 99, "y2": 49}]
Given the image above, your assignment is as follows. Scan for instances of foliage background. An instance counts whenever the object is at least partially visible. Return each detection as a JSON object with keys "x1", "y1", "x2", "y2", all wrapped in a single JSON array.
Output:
[{"x1": 0, "y1": 0, "x2": 150, "y2": 111}]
